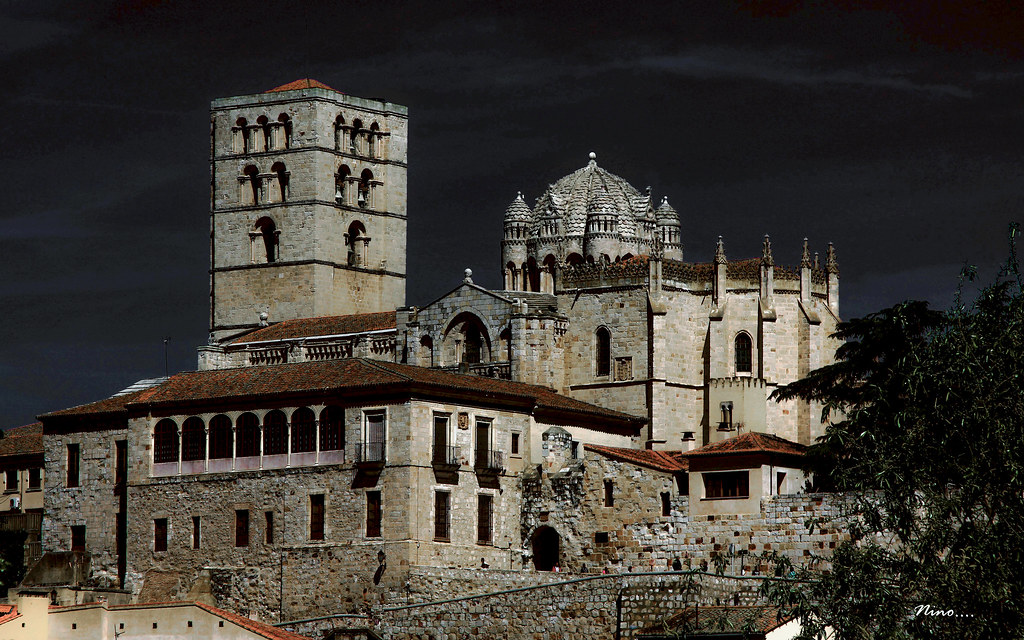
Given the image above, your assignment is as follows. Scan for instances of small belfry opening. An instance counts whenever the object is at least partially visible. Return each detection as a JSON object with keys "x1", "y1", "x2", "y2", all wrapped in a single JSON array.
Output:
[
  {"x1": 346, "y1": 220, "x2": 368, "y2": 267},
  {"x1": 252, "y1": 216, "x2": 279, "y2": 263},
  {"x1": 271, "y1": 161, "x2": 289, "y2": 202},
  {"x1": 531, "y1": 526, "x2": 560, "y2": 571},
  {"x1": 335, "y1": 164, "x2": 351, "y2": 204},
  {"x1": 358, "y1": 168, "x2": 373, "y2": 208}
]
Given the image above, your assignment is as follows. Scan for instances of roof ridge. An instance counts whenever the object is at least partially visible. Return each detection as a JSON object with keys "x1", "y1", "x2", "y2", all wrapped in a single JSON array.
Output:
[{"x1": 354, "y1": 357, "x2": 416, "y2": 383}]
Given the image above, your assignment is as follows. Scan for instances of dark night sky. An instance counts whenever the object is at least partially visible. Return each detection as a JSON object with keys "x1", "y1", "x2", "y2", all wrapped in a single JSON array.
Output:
[{"x1": 2, "y1": 1, "x2": 1023, "y2": 429}]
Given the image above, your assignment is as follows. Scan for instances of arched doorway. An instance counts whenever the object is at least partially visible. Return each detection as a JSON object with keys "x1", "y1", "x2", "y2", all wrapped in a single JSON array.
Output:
[{"x1": 532, "y1": 526, "x2": 560, "y2": 571}]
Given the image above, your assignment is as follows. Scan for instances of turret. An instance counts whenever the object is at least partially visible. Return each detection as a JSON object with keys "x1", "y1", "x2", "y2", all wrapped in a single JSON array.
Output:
[
  {"x1": 655, "y1": 196, "x2": 683, "y2": 261},
  {"x1": 799, "y1": 238, "x2": 812, "y2": 303},
  {"x1": 501, "y1": 192, "x2": 532, "y2": 290},
  {"x1": 760, "y1": 234, "x2": 774, "y2": 308}
]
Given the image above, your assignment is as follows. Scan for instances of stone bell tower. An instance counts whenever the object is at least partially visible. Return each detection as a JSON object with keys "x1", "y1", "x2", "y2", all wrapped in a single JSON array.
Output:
[{"x1": 208, "y1": 79, "x2": 408, "y2": 342}]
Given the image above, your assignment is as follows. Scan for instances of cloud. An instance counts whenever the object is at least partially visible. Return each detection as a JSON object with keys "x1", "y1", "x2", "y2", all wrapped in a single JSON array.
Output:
[{"x1": 628, "y1": 47, "x2": 973, "y2": 99}]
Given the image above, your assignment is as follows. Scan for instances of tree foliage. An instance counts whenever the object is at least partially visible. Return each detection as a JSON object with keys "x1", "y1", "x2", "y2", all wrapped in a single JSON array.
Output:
[{"x1": 764, "y1": 224, "x2": 1024, "y2": 639}]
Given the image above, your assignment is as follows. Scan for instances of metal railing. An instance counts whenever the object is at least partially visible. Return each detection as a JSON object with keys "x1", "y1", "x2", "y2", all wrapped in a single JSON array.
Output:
[
  {"x1": 355, "y1": 441, "x2": 386, "y2": 464},
  {"x1": 474, "y1": 450, "x2": 505, "y2": 472},
  {"x1": 431, "y1": 445, "x2": 461, "y2": 466}
]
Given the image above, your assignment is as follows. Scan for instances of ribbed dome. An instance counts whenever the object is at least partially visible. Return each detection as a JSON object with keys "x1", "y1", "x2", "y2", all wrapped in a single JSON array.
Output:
[
  {"x1": 504, "y1": 191, "x2": 532, "y2": 223},
  {"x1": 655, "y1": 196, "x2": 680, "y2": 225},
  {"x1": 531, "y1": 153, "x2": 648, "y2": 237}
]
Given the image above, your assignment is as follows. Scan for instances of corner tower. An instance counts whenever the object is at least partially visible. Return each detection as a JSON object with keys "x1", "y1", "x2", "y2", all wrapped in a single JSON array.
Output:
[{"x1": 208, "y1": 79, "x2": 408, "y2": 342}]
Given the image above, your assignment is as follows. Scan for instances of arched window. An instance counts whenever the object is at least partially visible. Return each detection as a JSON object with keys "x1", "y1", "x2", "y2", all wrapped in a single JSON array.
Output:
[
  {"x1": 464, "y1": 323, "x2": 482, "y2": 364},
  {"x1": 209, "y1": 414, "x2": 233, "y2": 460},
  {"x1": 442, "y1": 312, "x2": 491, "y2": 366},
  {"x1": 256, "y1": 115, "x2": 270, "y2": 153},
  {"x1": 181, "y1": 417, "x2": 206, "y2": 462},
  {"x1": 291, "y1": 407, "x2": 316, "y2": 453},
  {"x1": 236, "y1": 413, "x2": 260, "y2": 458},
  {"x1": 277, "y1": 113, "x2": 291, "y2": 149},
  {"x1": 271, "y1": 161, "x2": 289, "y2": 202},
  {"x1": 499, "y1": 328, "x2": 512, "y2": 362},
  {"x1": 526, "y1": 257, "x2": 540, "y2": 292},
  {"x1": 505, "y1": 261, "x2": 518, "y2": 290},
  {"x1": 735, "y1": 333, "x2": 753, "y2": 374},
  {"x1": 350, "y1": 118, "x2": 363, "y2": 154},
  {"x1": 335, "y1": 165, "x2": 351, "y2": 204},
  {"x1": 565, "y1": 253, "x2": 584, "y2": 267},
  {"x1": 346, "y1": 220, "x2": 367, "y2": 267},
  {"x1": 234, "y1": 117, "x2": 248, "y2": 154},
  {"x1": 243, "y1": 165, "x2": 261, "y2": 205},
  {"x1": 368, "y1": 122, "x2": 380, "y2": 157},
  {"x1": 254, "y1": 217, "x2": 278, "y2": 263},
  {"x1": 358, "y1": 169, "x2": 373, "y2": 208},
  {"x1": 154, "y1": 419, "x2": 178, "y2": 463},
  {"x1": 596, "y1": 327, "x2": 611, "y2": 377},
  {"x1": 263, "y1": 410, "x2": 287, "y2": 455},
  {"x1": 420, "y1": 335, "x2": 434, "y2": 367},
  {"x1": 542, "y1": 254, "x2": 557, "y2": 294},
  {"x1": 334, "y1": 115, "x2": 346, "y2": 150},
  {"x1": 319, "y1": 406, "x2": 344, "y2": 451}
]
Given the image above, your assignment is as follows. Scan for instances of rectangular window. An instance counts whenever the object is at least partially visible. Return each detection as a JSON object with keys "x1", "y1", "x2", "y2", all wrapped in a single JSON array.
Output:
[
  {"x1": 265, "y1": 511, "x2": 274, "y2": 544},
  {"x1": 28, "y1": 468, "x2": 41, "y2": 490},
  {"x1": 192, "y1": 516, "x2": 201, "y2": 550},
  {"x1": 432, "y1": 414, "x2": 450, "y2": 464},
  {"x1": 235, "y1": 510, "x2": 249, "y2": 547},
  {"x1": 603, "y1": 479, "x2": 614, "y2": 507},
  {"x1": 570, "y1": 441, "x2": 579, "y2": 459},
  {"x1": 70, "y1": 525, "x2": 86, "y2": 552},
  {"x1": 776, "y1": 471, "x2": 787, "y2": 495},
  {"x1": 67, "y1": 444, "x2": 80, "y2": 488},
  {"x1": 703, "y1": 471, "x2": 750, "y2": 499},
  {"x1": 676, "y1": 473, "x2": 688, "y2": 496},
  {"x1": 4, "y1": 470, "x2": 16, "y2": 492},
  {"x1": 661, "y1": 492, "x2": 671, "y2": 517},
  {"x1": 115, "y1": 440, "x2": 128, "y2": 488},
  {"x1": 366, "y1": 491, "x2": 382, "y2": 537},
  {"x1": 475, "y1": 420, "x2": 492, "y2": 468},
  {"x1": 511, "y1": 433, "x2": 520, "y2": 456},
  {"x1": 154, "y1": 518, "x2": 168, "y2": 552},
  {"x1": 364, "y1": 412, "x2": 386, "y2": 462},
  {"x1": 310, "y1": 494, "x2": 325, "y2": 541},
  {"x1": 477, "y1": 494, "x2": 493, "y2": 545},
  {"x1": 434, "y1": 491, "x2": 450, "y2": 541}
]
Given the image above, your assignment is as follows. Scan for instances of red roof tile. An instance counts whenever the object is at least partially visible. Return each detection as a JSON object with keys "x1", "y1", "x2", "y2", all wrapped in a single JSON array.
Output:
[
  {"x1": 230, "y1": 312, "x2": 397, "y2": 344},
  {"x1": 684, "y1": 432, "x2": 806, "y2": 457},
  {"x1": 265, "y1": 78, "x2": 340, "y2": 94},
  {"x1": 0, "y1": 423, "x2": 42, "y2": 458},
  {"x1": 585, "y1": 444, "x2": 688, "y2": 473},
  {"x1": 195, "y1": 602, "x2": 311, "y2": 640},
  {"x1": 38, "y1": 388, "x2": 154, "y2": 421},
  {"x1": 0, "y1": 603, "x2": 18, "y2": 625}
]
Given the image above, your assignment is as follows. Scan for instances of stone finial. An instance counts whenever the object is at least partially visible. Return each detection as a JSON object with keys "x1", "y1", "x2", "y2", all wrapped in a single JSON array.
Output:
[
  {"x1": 761, "y1": 234, "x2": 774, "y2": 267},
  {"x1": 589, "y1": 151, "x2": 597, "y2": 163},
  {"x1": 800, "y1": 238, "x2": 812, "y2": 269},
  {"x1": 463, "y1": 268, "x2": 473, "y2": 284},
  {"x1": 516, "y1": 190, "x2": 523, "y2": 200},
  {"x1": 826, "y1": 242, "x2": 839, "y2": 274},
  {"x1": 714, "y1": 236, "x2": 727, "y2": 265},
  {"x1": 259, "y1": 311, "x2": 269, "y2": 327},
  {"x1": 814, "y1": 252, "x2": 820, "y2": 270}
]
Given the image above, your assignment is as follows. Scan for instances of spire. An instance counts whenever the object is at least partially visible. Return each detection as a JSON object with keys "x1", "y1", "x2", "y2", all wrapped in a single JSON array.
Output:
[
  {"x1": 826, "y1": 242, "x2": 839, "y2": 274},
  {"x1": 714, "y1": 236, "x2": 727, "y2": 265},
  {"x1": 800, "y1": 238, "x2": 812, "y2": 269},
  {"x1": 813, "y1": 252, "x2": 820, "y2": 270},
  {"x1": 761, "y1": 234, "x2": 774, "y2": 267}
]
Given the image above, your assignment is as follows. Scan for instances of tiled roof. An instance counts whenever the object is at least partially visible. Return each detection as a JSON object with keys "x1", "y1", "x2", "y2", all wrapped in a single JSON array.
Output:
[
  {"x1": 585, "y1": 444, "x2": 688, "y2": 473},
  {"x1": 230, "y1": 311, "x2": 397, "y2": 344},
  {"x1": 196, "y1": 602, "x2": 311, "y2": 640},
  {"x1": 684, "y1": 432, "x2": 806, "y2": 457},
  {"x1": 0, "y1": 603, "x2": 18, "y2": 625},
  {"x1": 0, "y1": 423, "x2": 42, "y2": 457},
  {"x1": 638, "y1": 606, "x2": 791, "y2": 636},
  {"x1": 119, "y1": 358, "x2": 641, "y2": 430},
  {"x1": 265, "y1": 78, "x2": 339, "y2": 94},
  {"x1": 38, "y1": 388, "x2": 154, "y2": 420}
]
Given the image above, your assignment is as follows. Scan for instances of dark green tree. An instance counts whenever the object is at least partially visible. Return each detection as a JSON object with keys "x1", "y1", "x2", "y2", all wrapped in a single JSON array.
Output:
[{"x1": 763, "y1": 224, "x2": 1024, "y2": 639}]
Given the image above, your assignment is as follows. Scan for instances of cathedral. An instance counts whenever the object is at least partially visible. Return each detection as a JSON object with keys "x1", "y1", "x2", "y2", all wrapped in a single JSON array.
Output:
[{"x1": 31, "y1": 80, "x2": 846, "y2": 628}]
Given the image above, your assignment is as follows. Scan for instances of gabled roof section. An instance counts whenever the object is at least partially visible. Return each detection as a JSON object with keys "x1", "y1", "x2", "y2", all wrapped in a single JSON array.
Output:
[
  {"x1": 585, "y1": 444, "x2": 687, "y2": 473},
  {"x1": 685, "y1": 432, "x2": 806, "y2": 458},
  {"x1": 265, "y1": 78, "x2": 339, "y2": 94},
  {"x1": 229, "y1": 311, "x2": 397, "y2": 344},
  {"x1": 0, "y1": 603, "x2": 18, "y2": 625},
  {"x1": 0, "y1": 423, "x2": 42, "y2": 458}
]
